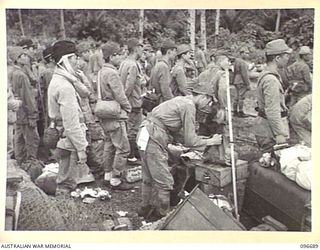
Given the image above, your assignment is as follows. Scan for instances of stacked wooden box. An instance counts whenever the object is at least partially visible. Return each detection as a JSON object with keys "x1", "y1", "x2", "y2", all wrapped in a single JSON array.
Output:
[{"x1": 194, "y1": 159, "x2": 249, "y2": 212}]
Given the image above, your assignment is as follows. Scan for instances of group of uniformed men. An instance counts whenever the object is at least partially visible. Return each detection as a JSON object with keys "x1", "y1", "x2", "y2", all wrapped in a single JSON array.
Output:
[{"x1": 7, "y1": 36, "x2": 312, "y2": 220}]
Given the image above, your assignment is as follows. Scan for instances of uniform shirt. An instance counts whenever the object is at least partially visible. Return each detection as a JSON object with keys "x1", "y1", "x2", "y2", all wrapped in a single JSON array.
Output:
[
  {"x1": 255, "y1": 69, "x2": 288, "y2": 137},
  {"x1": 287, "y1": 59, "x2": 312, "y2": 92},
  {"x1": 195, "y1": 48, "x2": 207, "y2": 69},
  {"x1": 99, "y1": 63, "x2": 131, "y2": 113},
  {"x1": 289, "y1": 94, "x2": 312, "y2": 131},
  {"x1": 150, "y1": 58, "x2": 174, "y2": 102},
  {"x1": 119, "y1": 58, "x2": 142, "y2": 109},
  {"x1": 232, "y1": 58, "x2": 250, "y2": 86},
  {"x1": 170, "y1": 61, "x2": 191, "y2": 97},
  {"x1": 10, "y1": 65, "x2": 39, "y2": 124},
  {"x1": 48, "y1": 68, "x2": 88, "y2": 152},
  {"x1": 150, "y1": 96, "x2": 208, "y2": 148}
]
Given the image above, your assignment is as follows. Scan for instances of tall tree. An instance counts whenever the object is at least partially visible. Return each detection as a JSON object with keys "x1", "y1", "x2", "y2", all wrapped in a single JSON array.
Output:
[
  {"x1": 139, "y1": 9, "x2": 144, "y2": 42},
  {"x1": 275, "y1": 9, "x2": 281, "y2": 32},
  {"x1": 200, "y1": 10, "x2": 207, "y2": 50},
  {"x1": 18, "y1": 9, "x2": 25, "y2": 37},
  {"x1": 188, "y1": 9, "x2": 196, "y2": 52},
  {"x1": 215, "y1": 9, "x2": 220, "y2": 47},
  {"x1": 60, "y1": 9, "x2": 66, "y2": 39}
]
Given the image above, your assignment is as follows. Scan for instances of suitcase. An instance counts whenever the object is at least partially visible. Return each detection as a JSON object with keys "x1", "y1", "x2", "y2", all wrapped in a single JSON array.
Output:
[
  {"x1": 161, "y1": 185, "x2": 245, "y2": 230},
  {"x1": 243, "y1": 162, "x2": 311, "y2": 231}
]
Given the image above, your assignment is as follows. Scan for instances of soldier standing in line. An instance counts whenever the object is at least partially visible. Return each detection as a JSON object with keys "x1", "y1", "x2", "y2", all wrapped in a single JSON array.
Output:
[
  {"x1": 98, "y1": 42, "x2": 133, "y2": 190},
  {"x1": 253, "y1": 39, "x2": 292, "y2": 153},
  {"x1": 48, "y1": 40, "x2": 95, "y2": 195},
  {"x1": 232, "y1": 47, "x2": 251, "y2": 117},
  {"x1": 195, "y1": 43, "x2": 207, "y2": 74},
  {"x1": 170, "y1": 44, "x2": 192, "y2": 97},
  {"x1": 8, "y1": 47, "x2": 40, "y2": 166},
  {"x1": 287, "y1": 46, "x2": 313, "y2": 107},
  {"x1": 150, "y1": 39, "x2": 177, "y2": 103},
  {"x1": 119, "y1": 38, "x2": 144, "y2": 164}
]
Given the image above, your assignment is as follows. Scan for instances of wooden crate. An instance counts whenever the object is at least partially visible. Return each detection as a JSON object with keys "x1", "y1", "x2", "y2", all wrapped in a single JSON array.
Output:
[{"x1": 195, "y1": 159, "x2": 249, "y2": 187}]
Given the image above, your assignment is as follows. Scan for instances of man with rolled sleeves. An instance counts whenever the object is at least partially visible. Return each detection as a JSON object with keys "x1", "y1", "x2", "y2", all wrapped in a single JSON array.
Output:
[
  {"x1": 99, "y1": 42, "x2": 133, "y2": 190},
  {"x1": 232, "y1": 47, "x2": 251, "y2": 117},
  {"x1": 254, "y1": 39, "x2": 292, "y2": 153},
  {"x1": 48, "y1": 40, "x2": 94, "y2": 195},
  {"x1": 137, "y1": 84, "x2": 222, "y2": 220},
  {"x1": 8, "y1": 46, "x2": 40, "y2": 166},
  {"x1": 119, "y1": 38, "x2": 144, "y2": 164},
  {"x1": 170, "y1": 44, "x2": 192, "y2": 97},
  {"x1": 287, "y1": 46, "x2": 313, "y2": 106},
  {"x1": 150, "y1": 39, "x2": 177, "y2": 103}
]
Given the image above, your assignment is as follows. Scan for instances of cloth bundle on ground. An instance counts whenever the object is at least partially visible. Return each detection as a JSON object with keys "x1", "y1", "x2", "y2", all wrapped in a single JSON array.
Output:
[
  {"x1": 21, "y1": 159, "x2": 45, "y2": 182},
  {"x1": 275, "y1": 145, "x2": 311, "y2": 190},
  {"x1": 35, "y1": 163, "x2": 59, "y2": 195}
]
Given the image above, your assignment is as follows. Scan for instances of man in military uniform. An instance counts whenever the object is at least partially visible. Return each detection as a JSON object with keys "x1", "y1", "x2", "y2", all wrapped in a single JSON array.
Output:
[
  {"x1": 170, "y1": 44, "x2": 192, "y2": 97},
  {"x1": 48, "y1": 40, "x2": 94, "y2": 195},
  {"x1": 119, "y1": 38, "x2": 144, "y2": 164},
  {"x1": 137, "y1": 84, "x2": 222, "y2": 220},
  {"x1": 77, "y1": 41, "x2": 93, "y2": 79},
  {"x1": 8, "y1": 46, "x2": 40, "y2": 166},
  {"x1": 287, "y1": 46, "x2": 313, "y2": 106},
  {"x1": 99, "y1": 42, "x2": 133, "y2": 190},
  {"x1": 254, "y1": 39, "x2": 292, "y2": 153},
  {"x1": 150, "y1": 39, "x2": 177, "y2": 103},
  {"x1": 289, "y1": 94, "x2": 312, "y2": 147},
  {"x1": 232, "y1": 47, "x2": 251, "y2": 117},
  {"x1": 195, "y1": 43, "x2": 207, "y2": 73}
]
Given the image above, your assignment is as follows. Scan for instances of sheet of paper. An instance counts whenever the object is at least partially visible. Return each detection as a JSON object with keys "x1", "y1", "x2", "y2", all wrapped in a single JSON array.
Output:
[{"x1": 137, "y1": 126, "x2": 150, "y2": 151}]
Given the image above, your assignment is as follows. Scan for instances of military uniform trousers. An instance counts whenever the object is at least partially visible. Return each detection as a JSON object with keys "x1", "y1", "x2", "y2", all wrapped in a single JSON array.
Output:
[
  {"x1": 233, "y1": 84, "x2": 248, "y2": 112},
  {"x1": 139, "y1": 121, "x2": 174, "y2": 215},
  {"x1": 101, "y1": 120, "x2": 130, "y2": 177},
  {"x1": 14, "y1": 123, "x2": 40, "y2": 165}
]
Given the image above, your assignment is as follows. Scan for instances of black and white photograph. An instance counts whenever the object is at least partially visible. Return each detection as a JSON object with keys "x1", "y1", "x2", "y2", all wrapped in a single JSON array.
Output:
[{"x1": 3, "y1": 5, "x2": 316, "y2": 236}]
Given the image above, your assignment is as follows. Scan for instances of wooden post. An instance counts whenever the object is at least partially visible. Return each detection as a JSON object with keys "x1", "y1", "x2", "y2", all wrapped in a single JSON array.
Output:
[
  {"x1": 139, "y1": 9, "x2": 144, "y2": 43},
  {"x1": 215, "y1": 9, "x2": 220, "y2": 47},
  {"x1": 18, "y1": 9, "x2": 25, "y2": 37},
  {"x1": 188, "y1": 9, "x2": 196, "y2": 53},
  {"x1": 275, "y1": 9, "x2": 281, "y2": 32},
  {"x1": 60, "y1": 9, "x2": 66, "y2": 39},
  {"x1": 200, "y1": 10, "x2": 207, "y2": 50}
]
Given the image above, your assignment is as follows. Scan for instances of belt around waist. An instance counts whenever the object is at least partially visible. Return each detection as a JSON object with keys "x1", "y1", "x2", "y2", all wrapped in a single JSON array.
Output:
[
  {"x1": 55, "y1": 117, "x2": 85, "y2": 127},
  {"x1": 258, "y1": 110, "x2": 288, "y2": 119}
]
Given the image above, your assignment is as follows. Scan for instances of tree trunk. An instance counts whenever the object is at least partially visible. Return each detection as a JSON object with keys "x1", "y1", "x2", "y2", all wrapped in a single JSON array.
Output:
[
  {"x1": 139, "y1": 9, "x2": 144, "y2": 43},
  {"x1": 200, "y1": 10, "x2": 207, "y2": 50},
  {"x1": 18, "y1": 9, "x2": 25, "y2": 37},
  {"x1": 60, "y1": 9, "x2": 66, "y2": 39},
  {"x1": 215, "y1": 9, "x2": 220, "y2": 47},
  {"x1": 188, "y1": 9, "x2": 196, "y2": 53},
  {"x1": 275, "y1": 9, "x2": 281, "y2": 32}
]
